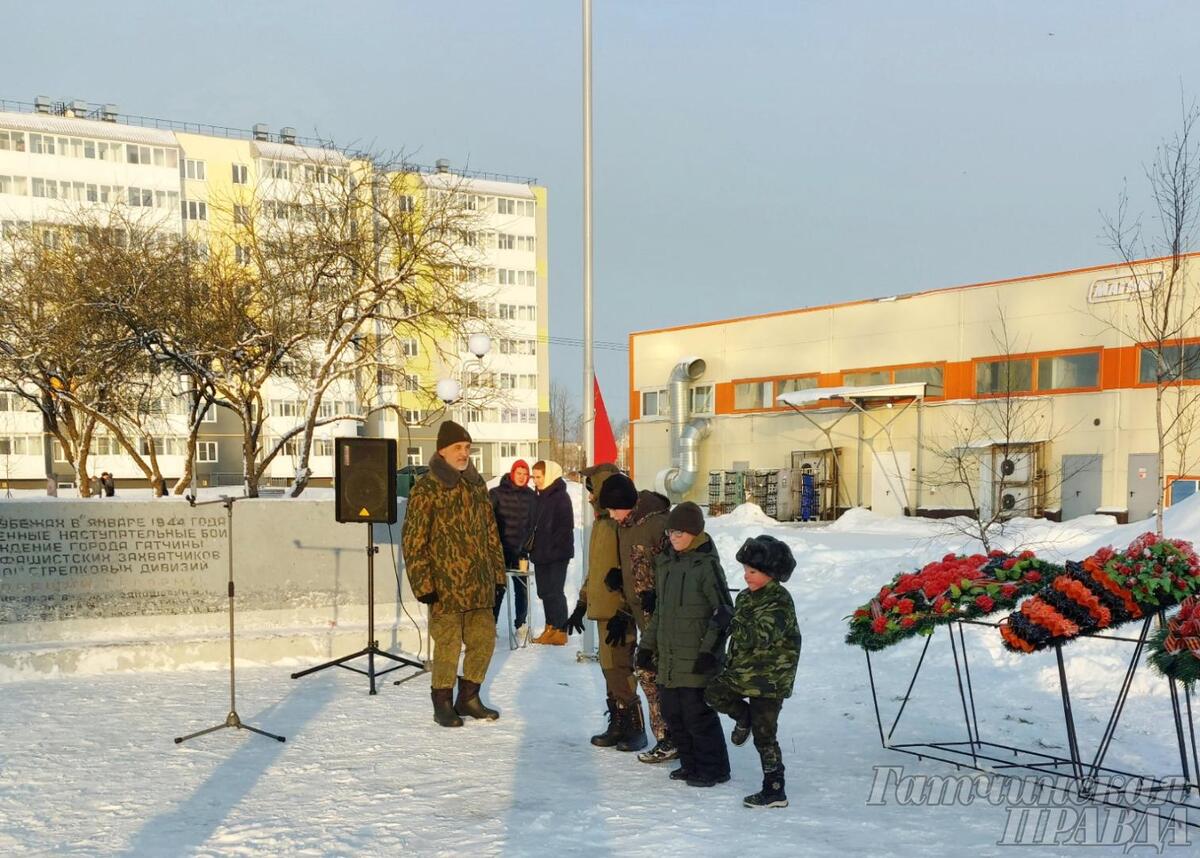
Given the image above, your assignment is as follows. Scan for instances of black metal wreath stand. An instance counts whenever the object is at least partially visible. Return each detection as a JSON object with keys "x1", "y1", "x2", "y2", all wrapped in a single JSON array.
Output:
[{"x1": 864, "y1": 617, "x2": 1200, "y2": 827}]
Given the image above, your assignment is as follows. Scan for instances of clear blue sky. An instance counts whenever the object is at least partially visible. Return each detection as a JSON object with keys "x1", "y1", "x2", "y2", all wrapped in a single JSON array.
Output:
[{"x1": 7, "y1": 1, "x2": 1200, "y2": 424}]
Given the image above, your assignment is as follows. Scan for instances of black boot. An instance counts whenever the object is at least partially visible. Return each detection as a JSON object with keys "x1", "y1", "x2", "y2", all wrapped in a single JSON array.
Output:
[
  {"x1": 616, "y1": 699, "x2": 648, "y2": 752},
  {"x1": 431, "y1": 688, "x2": 464, "y2": 728},
  {"x1": 454, "y1": 677, "x2": 500, "y2": 720},
  {"x1": 730, "y1": 701, "x2": 752, "y2": 747},
  {"x1": 743, "y1": 768, "x2": 787, "y2": 808},
  {"x1": 590, "y1": 696, "x2": 623, "y2": 747}
]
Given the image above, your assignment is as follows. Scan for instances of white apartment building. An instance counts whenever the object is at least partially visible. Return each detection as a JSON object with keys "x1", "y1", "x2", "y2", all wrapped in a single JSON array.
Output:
[{"x1": 0, "y1": 98, "x2": 549, "y2": 489}]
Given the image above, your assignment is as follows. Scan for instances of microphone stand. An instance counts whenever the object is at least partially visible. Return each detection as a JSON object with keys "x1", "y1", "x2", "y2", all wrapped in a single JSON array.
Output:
[{"x1": 175, "y1": 494, "x2": 285, "y2": 744}]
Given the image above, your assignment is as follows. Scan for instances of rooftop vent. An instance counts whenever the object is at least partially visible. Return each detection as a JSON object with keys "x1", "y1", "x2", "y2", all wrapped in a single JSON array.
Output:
[
  {"x1": 280, "y1": 126, "x2": 296, "y2": 145},
  {"x1": 65, "y1": 99, "x2": 88, "y2": 118},
  {"x1": 252, "y1": 123, "x2": 269, "y2": 142},
  {"x1": 101, "y1": 104, "x2": 118, "y2": 122},
  {"x1": 435, "y1": 158, "x2": 451, "y2": 174},
  {"x1": 33, "y1": 95, "x2": 51, "y2": 114}
]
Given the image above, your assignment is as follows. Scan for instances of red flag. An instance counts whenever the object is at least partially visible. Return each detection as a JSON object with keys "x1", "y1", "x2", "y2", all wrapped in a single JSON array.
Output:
[{"x1": 593, "y1": 376, "x2": 619, "y2": 465}]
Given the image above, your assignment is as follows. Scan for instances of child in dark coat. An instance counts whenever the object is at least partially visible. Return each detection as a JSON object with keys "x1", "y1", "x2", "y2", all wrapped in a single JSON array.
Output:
[
  {"x1": 705, "y1": 534, "x2": 801, "y2": 808},
  {"x1": 636, "y1": 502, "x2": 734, "y2": 787}
]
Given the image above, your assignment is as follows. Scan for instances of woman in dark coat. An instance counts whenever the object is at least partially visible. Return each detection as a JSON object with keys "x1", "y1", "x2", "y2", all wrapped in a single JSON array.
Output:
[
  {"x1": 489, "y1": 459, "x2": 537, "y2": 636},
  {"x1": 530, "y1": 460, "x2": 575, "y2": 644}
]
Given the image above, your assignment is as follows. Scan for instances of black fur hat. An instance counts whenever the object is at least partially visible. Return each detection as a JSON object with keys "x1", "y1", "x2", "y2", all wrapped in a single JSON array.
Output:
[
  {"x1": 596, "y1": 472, "x2": 638, "y2": 510},
  {"x1": 735, "y1": 535, "x2": 796, "y2": 582}
]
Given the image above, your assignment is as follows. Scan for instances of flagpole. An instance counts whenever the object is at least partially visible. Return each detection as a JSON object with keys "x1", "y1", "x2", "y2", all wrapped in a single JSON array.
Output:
[
  {"x1": 580, "y1": 0, "x2": 598, "y2": 660},
  {"x1": 582, "y1": 0, "x2": 594, "y2": 469}
]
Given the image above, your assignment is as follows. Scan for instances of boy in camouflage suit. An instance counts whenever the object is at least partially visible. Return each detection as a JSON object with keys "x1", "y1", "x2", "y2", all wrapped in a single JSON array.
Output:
[
  {"x1": 705, "y1": 534, "x2": 801, "y2": 808},
  {"x1": 403, "y1": 421, "x2": 507, "y2": 728}
]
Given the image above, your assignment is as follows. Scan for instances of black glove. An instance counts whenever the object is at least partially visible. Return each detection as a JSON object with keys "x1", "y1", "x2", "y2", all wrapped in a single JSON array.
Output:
[
  {"x1": 693, "y1": 651, "x2": 718, "y2": 674},
  {"x1": 416, "y1": 591, "x2": 438, "y2": 605},
  {"x1": 565, "y1": 601, "x2": 587, "y2": 635},
  {"x1": 639, "y1": 590, "x2": 657, "y2": 615},
  {"x1": 604, "y1": 612, "x2": 630, "y2": 646},
  {"x1": 604, "y1": 567, "x2": 623, "y2": 593},
  {"x1": 710, "y1": 603, "x2": 734, "y2": 632},
  {"x1": 635, "y1": 647, "x2": 656, "y2": 671}
]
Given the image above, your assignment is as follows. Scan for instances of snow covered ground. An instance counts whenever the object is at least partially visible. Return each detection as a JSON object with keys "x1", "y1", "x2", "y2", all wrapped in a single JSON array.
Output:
[{"x1": 3, "y1": 498, "x2": 1200, "y2": 855}]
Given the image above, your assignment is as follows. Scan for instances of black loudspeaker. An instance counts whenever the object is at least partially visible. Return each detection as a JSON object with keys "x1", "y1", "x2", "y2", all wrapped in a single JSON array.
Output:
[{"x1": 335, "y1": 437, "x2": 397, "y2": 524}]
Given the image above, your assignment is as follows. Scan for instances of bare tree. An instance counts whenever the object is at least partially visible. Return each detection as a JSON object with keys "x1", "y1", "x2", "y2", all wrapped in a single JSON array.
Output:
[
  {"x1": 548, "y1": 380, "x2": 582, "y2": 471},
  {"x1": 921, "y1": 307, "x2": 1076, "y2": 552},
  {"x1": 1099, "y1": 98, "x2": 1200, "y2": 535},
  {"x1": 0, "y1": 215, "x2": 186, "y2": 496}
]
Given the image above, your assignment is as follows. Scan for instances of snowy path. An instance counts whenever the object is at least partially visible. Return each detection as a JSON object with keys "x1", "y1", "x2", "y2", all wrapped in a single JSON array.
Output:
[{"x1": 2, "y1": 503, "x2": 1198, "y2": 855}]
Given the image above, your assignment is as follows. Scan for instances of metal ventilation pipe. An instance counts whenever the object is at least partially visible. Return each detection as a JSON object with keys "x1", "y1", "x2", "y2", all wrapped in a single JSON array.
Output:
[{"x1": 658, "y1": 357, "x2": 709, "y2": 499}]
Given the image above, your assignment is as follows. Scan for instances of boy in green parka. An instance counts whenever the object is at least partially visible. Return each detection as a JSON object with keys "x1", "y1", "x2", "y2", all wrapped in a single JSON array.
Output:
[
  {"x1": 705, "y1": 534, "x2": 801, "y2": 809},
  {"x1": 635, "y1": 502, "x2": 733, "y2": 787}
]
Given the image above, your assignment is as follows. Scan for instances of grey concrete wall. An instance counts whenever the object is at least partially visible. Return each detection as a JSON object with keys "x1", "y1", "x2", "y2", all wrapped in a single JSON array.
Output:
[{"x1": 0, "y1": 498, "x2": 426, "y2": 674}]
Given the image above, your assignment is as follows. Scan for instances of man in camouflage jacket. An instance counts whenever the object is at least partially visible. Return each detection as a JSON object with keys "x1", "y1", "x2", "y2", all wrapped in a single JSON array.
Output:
[
  {"x1": 706, "y1": 534, "x2": 801, "y2": 808},
  {"x1": 403, "y1": 421, "x2": 507, "y2": 728}
]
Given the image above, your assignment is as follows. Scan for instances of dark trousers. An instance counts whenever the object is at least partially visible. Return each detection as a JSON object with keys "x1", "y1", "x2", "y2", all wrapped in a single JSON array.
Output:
[
  {"x1": 659, "y1": 685, "x2": 730, "y2": 780},
  {"x1": 706, "y1": 678, "x2": 785, "y2": 774},
  {"x1": 493, "y1": 575, "x2": 529, "y2": 627},
  {"x1": 534, "y1": 560, "x2": 569, "y2": 629}
]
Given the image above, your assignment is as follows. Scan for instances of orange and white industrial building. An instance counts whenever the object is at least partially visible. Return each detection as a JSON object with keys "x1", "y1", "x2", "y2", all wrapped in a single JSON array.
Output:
[{"x1": 628, "y1": 256, "x2": 1200, "y2": 524}]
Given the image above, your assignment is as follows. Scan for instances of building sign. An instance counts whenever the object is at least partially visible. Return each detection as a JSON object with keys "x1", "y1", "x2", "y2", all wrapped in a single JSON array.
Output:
[{"x1": 1087, "y1": 271, "x2": 1162, "y2": 304}]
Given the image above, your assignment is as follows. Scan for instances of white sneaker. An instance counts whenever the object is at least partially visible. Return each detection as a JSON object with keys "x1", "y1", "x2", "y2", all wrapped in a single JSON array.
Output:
[{"x1": 515, "y1": 624, "x2": 530, "y2": 645}]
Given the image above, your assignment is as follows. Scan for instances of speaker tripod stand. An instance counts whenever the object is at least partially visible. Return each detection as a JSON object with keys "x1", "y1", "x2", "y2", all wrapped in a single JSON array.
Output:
[
  {"x1": 175, "y1": 495, "x2": 285, "y2": 745},
  {"x1": 291, "y1": 524, "x2": 426, "y2": 694}
]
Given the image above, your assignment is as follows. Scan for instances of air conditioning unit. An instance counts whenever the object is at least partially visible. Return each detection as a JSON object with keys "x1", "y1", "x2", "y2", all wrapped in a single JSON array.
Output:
[
  {"x1": 997, "y1": 485, "x2": 1035, "y2": 519},
  {"x1": 994, "y1": 448, "x2": 1032, "y2": 484}
]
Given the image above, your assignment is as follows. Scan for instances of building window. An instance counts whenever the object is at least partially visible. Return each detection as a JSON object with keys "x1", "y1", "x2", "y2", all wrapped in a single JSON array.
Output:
[
  {"x1": 400, "y1": 338, "x2": 419, "y2": 357},
  {"x1": 733, "y1": 381, "x2": 773, "y2": 411},
  {"x1": 404, "y1": 373, "x2": 420, "y2": 392},
  {"x1": 406, "y1": 446, "x2": 423, "y2": 466},
  {"x1": 1037, "y1": 352, "x2": 1100, "y2": 391},
  {"x1": 689, "y1": 384, "x2": 714, "y2": 414},
  {"x1": 232, "y1": 163, "x2": 249, "y2": 184},
  {"x1": 975, "y1": 358, "x2": 1033, "y2": 395},
  {"x1": 182, "y1": 200, "x2": 208, "y2": 221},
  {"x1": 844, "y1": 370, "x2": 890, "y2": 388},
  {"x1": 776, "y1": 376, "x2": 819, "y2": 398},
  {"x1": 0, "y1": 175, "x2": 28, "y2": 196},
  {"x1": 196, "y1": 441, "x2": 219, "y2": 463},
  {"x1": 641, "y1": 388, "x2": 668, "y2": 418},
  {"x1": 234, "y1": 205, "x2": 249, "y2": 224},
  {"x1": 894, "y1": 365, "x2": 945, "y2": 397},
  {"x1": 403, "y1": 409, "x2": 423, "y2": 424},
  {"x1": 469, "y1": 450, "x2": 484, "y2": 472},
  {"x1": 1139, "y1": 343, "x2": 1200, "y2": 384},
  {"x1": 0, "y1": 130, "x2": 27, "y2": 151},
  {"x1": 500, "y1": 442, "x2": 519, "y2": 458},
  {"x1": 0, "y1": 435, "x2": 40, "y2": 456},
  {"x1": 1169, "y1": 478, "x2": 1200, "y2": 507},
  {"x1": 182, "y1": 159, "x2": 206, "y2": 181}
]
